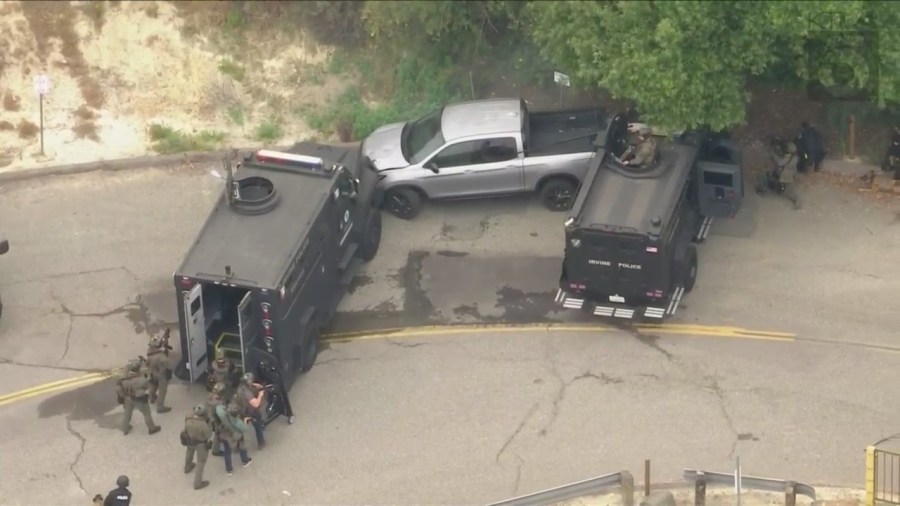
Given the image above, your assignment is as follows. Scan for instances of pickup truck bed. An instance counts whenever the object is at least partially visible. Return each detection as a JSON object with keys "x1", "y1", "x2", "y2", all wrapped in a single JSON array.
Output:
[{"x1": 526, "y1": 108, "x2": 603, "y2": 157}]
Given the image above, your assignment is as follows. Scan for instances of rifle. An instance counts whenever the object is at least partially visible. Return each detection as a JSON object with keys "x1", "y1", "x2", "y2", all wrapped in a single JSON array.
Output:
[{"x1": 160, "y1": 328, "x2": 173, "y2": 352}]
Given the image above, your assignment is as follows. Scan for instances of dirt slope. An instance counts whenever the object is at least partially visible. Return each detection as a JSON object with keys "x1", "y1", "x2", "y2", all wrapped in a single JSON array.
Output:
[{"x1": 0, "y1": 0, "x2": 344, "y2": 171}]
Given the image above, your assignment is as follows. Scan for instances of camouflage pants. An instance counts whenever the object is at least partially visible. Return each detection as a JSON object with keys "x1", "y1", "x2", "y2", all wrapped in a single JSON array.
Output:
[
  {"x1": 121, "y1": 398, "x2": 158, "y2": 433},
  {"x1": 149, "y1": 374, "x2": 169, "y2": 410},
  {"x1": 755, "y1": 173, "x2": 801, "y2": 210},
  {"x1": 184, "y1": 442, "x2": 209, "y2": 488}
]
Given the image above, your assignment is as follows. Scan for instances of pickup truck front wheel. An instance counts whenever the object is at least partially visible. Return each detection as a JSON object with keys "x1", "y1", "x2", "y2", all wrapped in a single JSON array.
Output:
[
  {"x1": 540, "y1": 178, "x2": 577, "y2": 212},
  {"x1": 385, "y1": 188, "x2": 423, "y2": 220}
]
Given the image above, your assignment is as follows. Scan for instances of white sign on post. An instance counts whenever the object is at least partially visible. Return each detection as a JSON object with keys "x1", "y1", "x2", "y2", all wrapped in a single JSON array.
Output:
[
  {"x1": 33, "y1": 75, "x2": 51, "y2": 96},
  {"x1": 553, "y1": 71, "x2": 571, "y2": 87}
]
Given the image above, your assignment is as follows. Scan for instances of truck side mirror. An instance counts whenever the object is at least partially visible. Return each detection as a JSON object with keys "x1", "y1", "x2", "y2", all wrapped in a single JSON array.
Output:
[
  {"x1": 424, "y1": 161, "x2": 440, "y2": 174},
  {"x1": 0, "y1": 238, "x2": 8, "y2": 255}
]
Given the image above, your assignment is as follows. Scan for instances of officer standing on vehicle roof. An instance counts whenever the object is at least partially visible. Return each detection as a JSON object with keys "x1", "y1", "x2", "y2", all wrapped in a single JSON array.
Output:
[
  {"x1": 183, "y1": 405, "x2": 212, "y2": 490},
  {"x1": 209, "y1": 348, "x2": 237, "y2": 399},
  {"x1": 102, "y1": 475, "x2": 132, "y2": 506},
  {"x1": 623, "y1": 124, "x2": 658, "y2": 167},
  {"x1": 206, "y1": 382, "x2": 227, "y2": 457},
  {"x1": 117, "y1": 359, "x2": 161, "y2": 435},
  {"x1": 236, "y1": 372, "x2": 267, "y2": 448},
  {"x1": 146, "y1": 331, "x2": 173, "y2": 413}
]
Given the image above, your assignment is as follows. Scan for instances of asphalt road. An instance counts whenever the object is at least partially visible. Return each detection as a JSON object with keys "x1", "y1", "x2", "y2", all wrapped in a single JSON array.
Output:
[{"x1": 0, "y1": 165, "x2": 897, "y2": 504}]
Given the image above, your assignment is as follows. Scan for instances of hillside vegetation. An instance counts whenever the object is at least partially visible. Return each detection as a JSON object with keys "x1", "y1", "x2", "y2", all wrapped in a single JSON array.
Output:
[{"x1": 0, "y1": 0, "x2": 897, "y2": 170}]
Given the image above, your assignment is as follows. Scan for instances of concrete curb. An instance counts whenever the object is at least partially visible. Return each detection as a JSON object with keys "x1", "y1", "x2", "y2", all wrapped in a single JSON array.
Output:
[{"x1": 0, "y1": 145, "x2": 293, "y2": 184}]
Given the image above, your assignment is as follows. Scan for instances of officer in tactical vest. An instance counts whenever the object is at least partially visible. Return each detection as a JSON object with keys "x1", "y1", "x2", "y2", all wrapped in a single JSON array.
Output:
[
  {"x1": 215, "y1": 401, "x2": 253, "y2": 474},
  {"x1": 236, "y1": 372, "x2": 267, "y2": 449},
  {"x1": 183, "y1": 405, "x2": 212, "y2": 490},
  {"x1": 623, "y1": 124, "x2": 658, "y2": 168},
  {"x1": 757, "y1": 137, "x2": 802, "y2": 210},
  {"x1": 117, "y1": 359, "x2": 161, "y2": 435},
  {"x1": 102, "y1": 475, "x2": 132, "y2": 506},
  {"x1": 206, "y1": 382, "x2": 227, "y2": 457},
  {"x1": 146, "y1": 333, "x2": 173, "y2": 414},
  {"x1": 209, "y1": 348, "x2": 237, "y2": 399}
]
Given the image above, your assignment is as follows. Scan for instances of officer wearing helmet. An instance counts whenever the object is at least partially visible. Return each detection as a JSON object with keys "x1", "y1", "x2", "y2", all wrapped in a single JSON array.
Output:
[
  {"x1": 117, "y1": 359, "x2": 161, "y2": 435},
  {"x1": 622, "y1": 123, "x2": 658, "y2": 168},
  {"x1": 146, "y1": 334, "x2": 172, "y2": 414},
  {"x1": 205, "y1": 382, "x2": 227, "y2": 457},
  {"x1": 102, "y1": 475, "x2": 132, "y2": 506},
  {"x1": 236, "y1": 372, "x2": 267, "y2": 449},
  {"x1": 208, "y1": 348, "x2": 237, "y2": 399},
  {"x1": 183, "y1": 404, "x2": 212, "y2": 490}
]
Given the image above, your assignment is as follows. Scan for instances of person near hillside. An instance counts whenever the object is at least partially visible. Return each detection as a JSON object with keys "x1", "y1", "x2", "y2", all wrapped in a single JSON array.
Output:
[{"x1": 796, "y1": 121, "x2": 826, "y2": 173}]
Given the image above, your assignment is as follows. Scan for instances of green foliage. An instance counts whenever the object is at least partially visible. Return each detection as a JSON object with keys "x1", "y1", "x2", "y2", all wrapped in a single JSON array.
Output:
[
  {"x1": 227, "y1": 106, "x2": 244, "y2": 126},
  {"x1": 148, "y1": 124, "x2": 226, "y2": 154},
  {"x1": 224, "y1": 4, "x2": 248, "y2": 32},
  {"x1": 526, "y1": 1, "x2": 899, "y2": 130},
  {"x1": 218, "y1": 59, "x2": 245, "y2": 82},
  {"x1": 306, "y1": 54, "x2": 465, "y2": 141},
  {"x1": 254, "y1": 120, "x2": 283, "y2": 143}
]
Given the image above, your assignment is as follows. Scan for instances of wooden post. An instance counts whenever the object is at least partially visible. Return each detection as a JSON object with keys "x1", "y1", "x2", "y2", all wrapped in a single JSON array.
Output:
[
  {"x1": 785, "y1": 481, "x2": 797, "y2": 506},
  {"x1": 695, "y1": 472, "x2": 706, "y2": 506},
  {"x1": 621, "y1": 471, "x2": 635, "y2": 506},
  {"x1": 849, "y1": 114, "x2": 857, "y2": 159},
  {"x1": 644, "y1": 459, "x2": 651, "y2": 496}
]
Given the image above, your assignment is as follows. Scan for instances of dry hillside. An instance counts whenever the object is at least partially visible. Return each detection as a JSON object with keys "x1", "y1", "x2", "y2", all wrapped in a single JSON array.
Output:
[{"x1": 0, "y1": 0, "x2": 347, "y2": 171}]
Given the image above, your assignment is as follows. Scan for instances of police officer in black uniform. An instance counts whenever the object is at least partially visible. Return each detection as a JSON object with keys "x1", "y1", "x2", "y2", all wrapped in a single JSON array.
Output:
[
  {"x1": 103, "y1": 475, "x2": 132, "y2": 506},
  {"x1": 246, "y1": 347, "x2": 295, "y2": 425}
]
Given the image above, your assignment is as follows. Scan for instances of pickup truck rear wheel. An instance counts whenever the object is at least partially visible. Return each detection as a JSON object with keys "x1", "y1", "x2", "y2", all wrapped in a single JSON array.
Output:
[
  {"x1": 540, "y1": 178, "x2": 577, "y2": 211},
  {"x1": 385, "y1": 188, "x2": 423, "y2": 220}
]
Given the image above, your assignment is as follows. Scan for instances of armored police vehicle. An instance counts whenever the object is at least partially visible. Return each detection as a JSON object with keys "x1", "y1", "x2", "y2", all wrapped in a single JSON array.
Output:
[
  {"x1": 555, "y1": 112, "x2": 744, "y2": 320},
  {"x1": 173, "y1": 142, "x2": 383, "y2": 388}
]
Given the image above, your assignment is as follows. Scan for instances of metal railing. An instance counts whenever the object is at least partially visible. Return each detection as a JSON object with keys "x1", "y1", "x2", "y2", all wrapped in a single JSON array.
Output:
[
  {"x1": 869, "y1": 445, "x2": 900, "y2": 505},
  {"x1": 683, "y1": 469, "x2": 816, "y2": 505},
  {"x1": 486, "y1": 471, "x2": 635, "y2": 506}
]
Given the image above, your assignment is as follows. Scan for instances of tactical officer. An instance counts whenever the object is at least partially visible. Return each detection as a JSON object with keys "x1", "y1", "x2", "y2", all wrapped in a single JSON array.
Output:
[
  {"x1": 206, "y1": 382, "x2": 227, "y2": 457},
  {"x1": 209, "y1": 348, "x2": 237, "y2": 399},
  {"x1": 797, "y1": 120, "x2": 826, "y2": 173},
  {"x1": 757, "y1": 137, "x2": 801, "y2": 210},
  {"x1": 215, "y1": 401, "x2": 253, "y2": 474},
  {"x1": 117, "y1": 359, "x2": 161, "y2": 435},
  {"x1": 623, "y1": 124, "x2": 658, "y2": 167},
  {"x1": 254, "y1": 352, "x2": 295, "y2": 423},
  {"x1": 183, "y1": 405, "x2": 212, "y2": 490},
  {"x1": 102, "y1": 475, "x2": 132, "y2": 506},
  {"x1": 146, "y1": 334, "x2": 172, "y2": 414},
  {"x1": 236, "y1": 372, "x2": 267, "y2": 448}
]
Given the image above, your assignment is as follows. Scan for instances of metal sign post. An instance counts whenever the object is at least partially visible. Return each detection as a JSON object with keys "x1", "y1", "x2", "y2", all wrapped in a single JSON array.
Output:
[
  {"x1": 553, "y1": 71, "x2": 571, "y2": 108},
  {"x1": 735, "y1": 456, "x2": 742, "y2": 506},
  {"x1": 33, "y1": 75, "x2": 51, "y2": 156}
]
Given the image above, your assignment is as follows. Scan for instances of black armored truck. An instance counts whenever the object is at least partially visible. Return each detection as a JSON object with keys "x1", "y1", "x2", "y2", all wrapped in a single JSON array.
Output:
[
  {"x1": 173, "y1": 142, "x2": 383, "y2": 388},
  {"x1": 555, "y1": 113, "x2": 744, "y2": 320}
]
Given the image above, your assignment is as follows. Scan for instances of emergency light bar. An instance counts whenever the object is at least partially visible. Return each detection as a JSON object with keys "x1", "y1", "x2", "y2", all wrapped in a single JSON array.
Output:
[{"x1": 255, "y1": 150, "x2": 325, "y2": 171}]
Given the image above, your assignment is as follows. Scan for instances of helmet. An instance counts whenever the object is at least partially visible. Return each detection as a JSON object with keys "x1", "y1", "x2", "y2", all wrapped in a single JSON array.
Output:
[
  {"x1": 126, "y1": 359, "x2": 141, "y2": 372},
  {"x1": 215, "y1": 348, "x2": 226, "y2": 361},
  {"x1": 116, "y1": 475, "x2": 129, "y2": 488},
  {"x1": 212, "y1": 382, "x2": 226, "y2": 395},
  {"x1": 241, "y1": 372, "x2": 254, "y2": 384},
  {"x1": 193, "y1": 404, "x2": 206, "y2": 416},
  {"x1": 227, "y1": 403, "x2": 240, "y2": 417},
  {"x1": 149, "y1": 336, "x2": 161, "y2": 348}
]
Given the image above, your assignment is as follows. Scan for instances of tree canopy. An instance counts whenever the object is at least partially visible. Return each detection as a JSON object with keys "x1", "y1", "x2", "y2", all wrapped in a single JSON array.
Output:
[{"x1": 357, "y1": 0, "x2": 899, "y2": 131}]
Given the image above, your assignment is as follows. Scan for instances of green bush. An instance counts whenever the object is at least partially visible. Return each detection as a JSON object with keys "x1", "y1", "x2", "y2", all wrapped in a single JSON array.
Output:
[
  {"x1": 218, "y1": 58, "x2": 245, "y2": 82},
  {"x1": 306, "y1": 55, "x2": 465, "y2": 141},
  {"x1": 148, "y1": 124, "x2": 226, "y2": 154},
  {"x1": 254, "y1": 120, "x2": 283, "y2": 143}
]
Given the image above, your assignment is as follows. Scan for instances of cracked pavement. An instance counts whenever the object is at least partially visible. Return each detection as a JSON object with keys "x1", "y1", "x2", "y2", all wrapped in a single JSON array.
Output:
[{"x1": 0, "y1": 166, "x2": 897, "y2": 504}]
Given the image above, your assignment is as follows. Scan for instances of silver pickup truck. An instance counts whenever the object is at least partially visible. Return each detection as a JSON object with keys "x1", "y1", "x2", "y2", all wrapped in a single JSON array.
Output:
[{"x1": 361, "y1": 98, "x2": 604, "y2": 219}]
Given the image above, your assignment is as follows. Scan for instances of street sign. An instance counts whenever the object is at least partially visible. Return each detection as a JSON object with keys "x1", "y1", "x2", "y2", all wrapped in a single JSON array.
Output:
[
  {"x1": 33, "y1": 75, "x2": 51, "y2": 96},
  {"x1": 553, "y1": 71, "x2": 571, "y2": 87}
]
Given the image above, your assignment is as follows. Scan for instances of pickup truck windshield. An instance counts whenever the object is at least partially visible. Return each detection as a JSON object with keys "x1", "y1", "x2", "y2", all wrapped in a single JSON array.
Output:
[{"x1": 402, "y1": 108, "x2": 445, "y2": 164}]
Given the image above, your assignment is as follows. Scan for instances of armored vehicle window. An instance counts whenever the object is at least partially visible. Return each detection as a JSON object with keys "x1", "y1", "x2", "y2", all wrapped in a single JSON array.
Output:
[
  {"x1": 586, "y1": 236, "x2": 610, "y2": 251},
  {"x1": 703, "y1": 171, "x2": 734, "y2": 187}
]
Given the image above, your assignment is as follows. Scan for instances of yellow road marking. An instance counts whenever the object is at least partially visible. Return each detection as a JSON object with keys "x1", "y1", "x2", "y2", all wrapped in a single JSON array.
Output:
[
  {"x1": 0, "y1": 373, "x2": 111, "y2": 407},
  {"x1": 0, "y1": 322, "x2": 794, "y2": 408}
]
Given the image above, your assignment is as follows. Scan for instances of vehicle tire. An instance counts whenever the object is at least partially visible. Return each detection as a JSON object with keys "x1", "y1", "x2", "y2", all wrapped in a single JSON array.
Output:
[
  {"x1": 539, "y1": 178, "x2": 577, "y2": 212},
  {"x1": 300, "y1": 324, "x2": 320, "y2": 373},
  {"x1": 683, "y1": 245, "x2": 698, "y2": 293},
  {"x1": 359, "y1": 210, "x2": 382, "y2": 262},
  {"x1": 384, "y1": 188, "x2": 423, "y2": 220}
]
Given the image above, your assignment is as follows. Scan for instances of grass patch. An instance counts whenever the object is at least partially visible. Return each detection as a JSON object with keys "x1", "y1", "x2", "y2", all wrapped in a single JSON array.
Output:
[
  {"x1": 218, "y1": 58, "x2": 245, "y2": 82},
  {"x1": 148, "y1": 123, "x2": 226, "y2": 154},
  {"x1": 305, "y1": 54, "x2": 464, "y2": 141},
  {"x1": 17, "y1": 120, "x2": 38, "y2": 139},
  {"x1": 254, "y1": 120, "x2": 283, "y2": 143},
  {"x1": 227, "y1": 106, "x2": 245, "y2": 126}
]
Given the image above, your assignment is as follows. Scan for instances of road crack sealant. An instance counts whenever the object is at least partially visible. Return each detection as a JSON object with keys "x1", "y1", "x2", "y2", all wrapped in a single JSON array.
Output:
[{"x1": 65, "y1": 418, "x2": 88, "y2": 496}]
